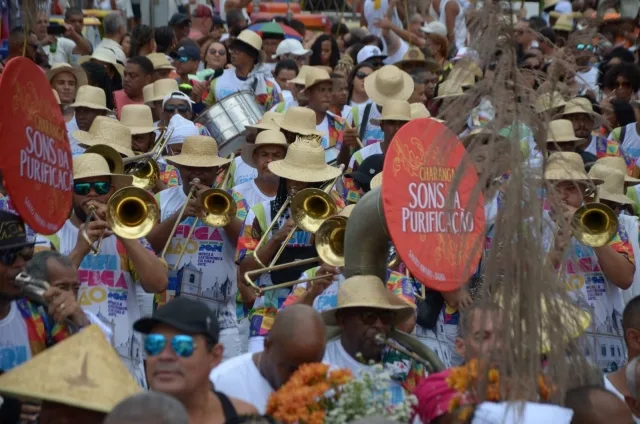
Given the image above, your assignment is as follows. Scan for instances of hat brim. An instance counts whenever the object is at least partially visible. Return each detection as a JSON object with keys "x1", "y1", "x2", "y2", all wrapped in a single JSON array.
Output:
[
  {"x1": 365, "y1": 71, "x2": 414, "y2": 106},
  {"x1": 302, "y1": 77, "x2": 333, "y2": 92},
  {"x1": 241, "y1": 142, "x2": 288, "y2": 169},
  {"x1": 0, "y1": 241, "x2": 44, "y2": 252},
  {"x1": 371, "y1": 115, "x2": 411, "y2": 125},
  {"x1": 126, "y1": 125, "x2": 157, "y2": 135},
  {"x1": 395, "y1": 58, "x2": 440, "y2": 72},
  {"x1": 559, "y1": 110, "x2": 609, "y2": 130},
  {"x1": 599, "y1": 191, "x2": 634, "y2": 205},
  {"x1": 273, "y1": 49, "x2": 311, "y2": 59},
  {"x1": 624, "y1": 175, "x2": 640, "y2": 185},
  {"x1": 278, "y1": 123, "x2": 324, "y2": 137},
  {"x1": 321, "y1": 303, "x2": 415, "y2": 326},
  {"x1": 155, "y1": 64, "x2": 176, "y2": 71},
  {"x1": 244, "y1": 122, "x2": 281, "y2": 131},
  {"x1": 46, "y1": 66, "x2": 88, "y2": 89},
  {"x1": 69, "y1": 101, "x2": 110, "y2": 111},
  {"x1": 75, "y1": 171, "x2": 133, "y2": 188},
  {"x1": 544, "y1": 170, "x2": 603, "y2": 185},
  {"x1": 268, "y1": 160, "x2": 341, "y2": 183},
  {"x1": 167, "y1": 154, "x2": 232, "y2": 168},
  {"x1": 546, "y1": 137, "x2": 589, "y2": 148},
  {"x1": 133, "y1": 315, "x2": 199, "y2": 334},
  {"x1": 360, "y1": 54, "x2": 388, "y2": 64},
  {"x1": 72, "y1": 131, "x2": 136, "y2": 158}
]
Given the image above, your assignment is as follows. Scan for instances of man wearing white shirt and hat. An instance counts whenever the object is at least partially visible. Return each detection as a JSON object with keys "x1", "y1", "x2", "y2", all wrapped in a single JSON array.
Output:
[{"x1": 67, "y1": 86, "x2": 111, "y2": 157}]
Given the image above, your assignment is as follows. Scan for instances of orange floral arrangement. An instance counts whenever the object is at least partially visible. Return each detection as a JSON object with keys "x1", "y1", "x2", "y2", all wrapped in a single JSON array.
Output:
[{"x1": 266, "y1": 363, "x2": 353, "y2": 424}]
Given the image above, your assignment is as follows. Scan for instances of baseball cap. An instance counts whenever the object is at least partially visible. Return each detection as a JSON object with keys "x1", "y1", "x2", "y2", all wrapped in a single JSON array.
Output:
[
  {"x1": 175, "y1": 43, "x2": 200, "y2": 61},
  {"x1": 169, "y1": 13, "x2": 191, "y2": 27},
  {"x1": 133, "y1": 297, "x2": 220, "y2": 343},
  {"x1": 357, "y1": 45, "x2": 387, "y2": 65},
  {"x1": 0, "y1": 211, "x2": 44, "y2": 251},
  {"x1": 420, "y1": 21, "x2": 447, "y2": 37},
  {"x1": 194, "y1": 4, "x2": 213, "y2": 18},
  {"x1": 273, "y1": 39, "x2": 311, "y2": 59},
  {"x1": 212, "y1": 15, "x2": 226, "y2": 26},
  {"x1": 347, "y1": 154, "x2": 384, "y2": 188}
]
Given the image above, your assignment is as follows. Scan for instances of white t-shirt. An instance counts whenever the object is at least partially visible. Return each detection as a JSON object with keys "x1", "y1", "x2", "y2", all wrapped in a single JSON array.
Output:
[
  {"x1": 234, "y1": 179, "x2": 275, "y2": 209},
  {"x1": 96, "y1": 37, "x2": 127, "y2": 66},
  {"x1": 384, "y1": 39, "x2": 409, "y2": 65},
  {"x1": 210, "y1": 352, "x2": 273, "y2": 413},
  {"x1": 363, "y1": 0, "x2": 403, "y2": 54},
  {"x1": 157, "y1": 186, "x2": 247, "y2": 330},
  {"x1": 66, "y1": 116, "x2": 86, "y2": 157},
  {"x1": 0, "y1": 301, "x2": 31, "y2": 371},
  {"x1": 344, "y1": 103, "x2": 383, "y2": 147},
  {"x1": 604, "y1": 375, "x2": 640, "y2": 423},
  {"x1": 348, "y1": 142, "x2": 383, "y2": 170},
  {"x1": 576, "y1": 67, "x2": 599, "y2": 94},
  {"x1": 618, "y1": 123, "x2": 640, "y2": 160},
  {"x1": 44, "y1": 37, "x2": 77, "y2": 66},
  {"x1": 430, "y1": 0, "x2": 467, "y2": 51},
  {"x1": 230, "y1": 156, "x2": 258, "y2": 187},
  {"x1": 211, "y1": 68, "x2": 280, "y2": 105}
]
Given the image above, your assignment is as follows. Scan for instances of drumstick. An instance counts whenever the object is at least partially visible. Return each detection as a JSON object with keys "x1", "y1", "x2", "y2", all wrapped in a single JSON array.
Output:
[{"x1": 345, "y1": 122, "x2": 364, "y2": 149}]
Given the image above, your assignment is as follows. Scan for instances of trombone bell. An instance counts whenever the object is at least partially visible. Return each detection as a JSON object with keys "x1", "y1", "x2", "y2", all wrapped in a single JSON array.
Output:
[
  {"x1": 126, "y1": 159, "x2": 160, "y2": 191},
  {"x1": 291, "y1": 188, "x2": 338, "y2": 233},
  {"x1": 85, "y1": 145, "x2": 124, "y2": 174},
  {"x1": 572, "y1": 202, "x2": 619, "y2": 247},
  {"x1": 107, "y1": 187, "x2": 159, "y2": 239},
  {"x1": 199, "y1": 189, "x2": 237, "y2": 227},
  {"x1": 315, "y1": 215, "x2": 347, "y2": 267}
]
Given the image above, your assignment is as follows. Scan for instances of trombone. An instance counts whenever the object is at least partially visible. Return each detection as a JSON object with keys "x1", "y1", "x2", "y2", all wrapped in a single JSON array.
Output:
[
  {"x1": 124, "y1": 126, "x2": 174, "y2": 191},
  {"x1": 571, "y1": 187, "x2": 619, "y2": 247}
]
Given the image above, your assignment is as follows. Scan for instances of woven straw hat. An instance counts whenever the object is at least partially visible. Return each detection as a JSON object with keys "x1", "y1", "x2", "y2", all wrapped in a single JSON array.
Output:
[
  {"x1": 536, "y1": 91, "x2": 566, "y2": 114},
  {"x1": 166, "y1": 136, "x2": 232, "y2": 168},
  {"x1": 0, "y1": 326, "x2": 141, "y2": 413},
  {"x1": 143, "y1": 84, "x2": 155, "y2": 104},
  {"x1": 52, "y1": 89, "x2": 61, "y2": 105},
  {"x1": 70, "y1": 86, "x2": 109, "y2": 111},
  {"x1": 560, "y1": 97, "x2": 607, "y2": 130},
  {"x1": 147, "y1": 52, "x2": 175, "y2": 71},
  {"x1": 120, "y1": 105, "x2": 156, "y2": 134},
  {"x1": 289, "y1": 65, "x2": 313, "y2": 86},
  {"x1": 235, "y1": 29, "x2": 262, "y2": 52},
  {"x1": 279, "y1": 106, "x2": 323, "y2": 136},
  {"x1": 371, "y1": 100, "x2": 411, "y2": 125},
  {"x1": 321, "y1": 275, "x2": 415, "y2": 326},
  {"x1": 146, "y1": 79, "x2": 180, "y2": 103},
  {"x1": 593, "y1": 156, "x2": 640, "y2": 185},
  {"x1": 241, "y1": 129, "x2": 289, "y2": 168},
  {"x1": 79, "y1": 47, "x2": 124, "y2": 78},
  {"x1": 303, "y1": 67, "x2": 332, "y2": 91},
  {"x1": 245, "y1": 111, "x2": 284, "y2": 131},
  {"x1": 395, "y1": 46, "x2": 439, "y2": 72},
  {"x1": 588, "y1": 167, "x2": 633, "y2": 205},
  {"x1": 46, "y1": 63, "x2": 88, "y2": 88},
  {"x1": 364, "y1": 65, "x2": 414, "y2": 106},
  {"x1": 410, "y1": 102, "x2": 431, "y2": 118},
  {"x1": 268, "y1": 135, "x2": 342, "y2": 182},
  {"x1": 74, "y1": 153, "x2": 133, "y2": 187},
  {"x1": 434, "y1": 79, "x2": 466, "y2": 99},
  {"x1": 553, "y1": 14, "x2": 574, "y2": 32},
  {"x1": 544, "y1": 152, "x2": 603, "y2": 185},
  {"x1": 546, "y1": 119, "x2": 588, "y2": 147},
  {"x1": 73, "y1": 116, "x2": 136, "y2": 157},
  {"x1": 370, "y1": 172, "x2": 382, "y2": 189}
]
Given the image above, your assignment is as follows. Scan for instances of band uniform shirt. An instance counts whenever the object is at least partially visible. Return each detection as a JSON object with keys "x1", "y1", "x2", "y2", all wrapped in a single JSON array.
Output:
[
  {"x1": 317, "y1": 112, "x2": 345, "y2": 164},
  {"x1": 233, "y1": 179, "x2": 275, "y2": 209},
  {"x1": 204, "y1": 68, "x2": 281, "y2": 111},
  {"x1": 228, "y1": 156, "x2": 258, "y2": 187},
  {"x1": 345, "y1": 102, "x2": 383, "y2": 147},
  {"x1": 156, "y1": 185, "x2": 248, "y2": 331}
]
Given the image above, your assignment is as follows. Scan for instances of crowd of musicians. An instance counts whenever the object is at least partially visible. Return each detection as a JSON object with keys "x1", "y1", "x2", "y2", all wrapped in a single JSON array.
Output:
[{"x1": 5, "y1": 2, "x2": 640, "y2": 424}]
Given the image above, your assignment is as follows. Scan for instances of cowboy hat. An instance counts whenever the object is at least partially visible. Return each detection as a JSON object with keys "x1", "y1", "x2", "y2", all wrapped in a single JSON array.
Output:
[
  {"x1": 593, "y1": 156, "x2": 640, "y2": 185},
  {"x1": 268, "y1": 135, "x2": 342, "y2": 182},
  {"x1": 244, "y1": 111, "x2": 284, "y2": 131},
  {"x1": 120, "y1": 105, "x2": 156, "y2": 135},
  {"x1": 73, "y1": 153, "x2": 133, "y2": 187},
  {"x1": 46, "y1": 63, "x2": 88, "y2": 88},
  {"x1": 166, "y1": 135, "x2": 232, "y2": 168},
  {"x1": 321, "y1": 275, "x2": 415, "y2": 326},
  {"x1": 73, "y1": 116, "x2": 136, "y2": 157},
  {"x1": 535, "y1": 91, "x2": 566, "y2": 114},
  {"x1": 588, "y1": 166, "x2": 634, "y2": 205},
  {"x1": 364, "y1": 65, "x2": 414, "y2": 106},
  {"x1": 395, "y1": 46, "x2": 440, "y2": 72},
  {"x1": 79, "y1": 47, "x2": 125, "y2": 79},
  {"x1": 546, "y1": 119, "x2": 588, "y2": 147},
  {"x1": 0, "y1": 326, "x2": 141, "y2": 414},
  {"x1": 70, "y1": 86, "x2": 110, "y2": 111},
  {"x1": 303, "y1": 67, "x2": 332, "y2": 91},
  {"x1": 278, "y1": 106, "x2": 324, "y2": 136},
  {"x1": 371, "y1": 99, "x2": 411, "y2": 125},
  {"x1": 241, "y1": 130, "x2": 289, "y2": 168},
  {"x1": 559, "y1": 97, "x2": 608, "y2": 130},
  {"x1": 145, "y1": 79, "x2": 180, "y2": 103},
  {"x1": 147, "y1": 52, "x2": 176, "y2": 71},
  {"x1": 544, "y1": 151, "x2": 603, "y2": 185}
]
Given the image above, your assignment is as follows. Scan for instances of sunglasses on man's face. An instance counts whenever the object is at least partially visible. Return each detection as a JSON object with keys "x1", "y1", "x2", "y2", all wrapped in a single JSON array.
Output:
[
  {"x1": 177, "y1": 56, "x2": 195, "y2": 63},
  {"x1": 164, "y1": 104, "x2": 191, "y2": 114},
  {"x1": 576, "y1": 44, "x2": 593, "y2": 52},
  {"x1": 0, "y1": 246, "x2": 35, "y2": 266},
  {"x1": 355, "y1": 71, "x2": 371, "y2": 80},
  {"x1": 73, "y1": 181, "x2": 112, "y2": 196},
  {"x1": 144, "y1": 334, "x2": 196, "y2": 357}
]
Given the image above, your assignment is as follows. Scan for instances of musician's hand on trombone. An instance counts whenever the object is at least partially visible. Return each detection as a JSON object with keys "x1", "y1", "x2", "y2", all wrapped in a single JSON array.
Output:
[
  {"x1": 273, "y1": 218, "x2": 297, "y2": 244},
  {"x1": 305, "y1": 263, "x2": 340, "y2": 299},
  {"x1": 43, "y1": 286, "x2": 89, "y2": 327}
]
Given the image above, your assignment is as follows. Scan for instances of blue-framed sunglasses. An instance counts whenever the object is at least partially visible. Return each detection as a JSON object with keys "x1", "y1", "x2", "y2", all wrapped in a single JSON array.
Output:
[
  {"x1": 576, "y1": 44, "x2": 593, "y2": 51},
  {"x1": 73, "y1": 181, "x2": 112, "y2": 196},
  {"x1": 144, "y1": 334, "x2": 196, "y2": 357}
]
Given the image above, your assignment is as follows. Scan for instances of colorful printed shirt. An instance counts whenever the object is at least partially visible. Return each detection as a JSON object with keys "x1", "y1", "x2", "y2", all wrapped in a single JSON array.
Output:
[
  {"x1": 158, "y1": 160, "x2": 181, "y2": 188},
  {"x1": 318, "y1": 112, "x2": 346, "y2": 164},
  {"x1": 204, "y1": 68, "x2": 282, "y2": 111},
  {"x1": 344, "y1": 103, "x2": 383, "y2": 147},
  {"x1": 15, "y1": 298, "x2": 70, "y2": 357},
  {"x1": 584, "y1": 134, "x2": 634, "y2": 173}
]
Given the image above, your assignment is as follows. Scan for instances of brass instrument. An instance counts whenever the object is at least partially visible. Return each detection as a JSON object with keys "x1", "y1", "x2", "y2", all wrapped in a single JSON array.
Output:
[
  {"x1": 160, "y1": 178, "x2": 200, "y2": 265},
  {"x1": 571, "y1": 186, "x2": 619, "y2": 248},
  {"x1": 124, "y1": 127, "x2": 174, "y2": 190},
  {"x1": 374, "y1": 333, "x2": 442, "y2": 373},
  {"x1": 82, "y1": 205, "x2": 105, "y2": 255}
]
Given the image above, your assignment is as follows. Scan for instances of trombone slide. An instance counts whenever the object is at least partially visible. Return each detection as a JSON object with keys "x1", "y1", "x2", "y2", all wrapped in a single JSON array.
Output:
[
  {"x1": 243, "y1": 256, "x2": 321, "y2": 292},
  {"x1": 160, "y1": 179, "x2": 200, "y2": 264},
  {"x1": 82, "y1": 206, "x2": 105, "y2": 255}
]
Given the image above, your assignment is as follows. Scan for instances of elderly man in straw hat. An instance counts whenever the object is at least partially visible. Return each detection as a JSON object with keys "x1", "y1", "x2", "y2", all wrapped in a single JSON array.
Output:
[
  {"x1": 545, "y1": 151, "x2": 634, "y2": 372},
  {"x1": 0, "y1": 326, "x2": 142, "y2": 424},
  {"x1": 47, "y1": 63, "x2": 88, "y2": 122},
  {"x1": 146, "y1": 136, "x2": 248, "y2": 359},
  {"x1": 43, "y1": 153, "x2": 168, "y2": 386},
  {"x1": 205, "y1": 30, "x2": 282, "y2": 111},
  {"x1": 237, "y1": 136, "x2": 344, "y2": 353},
  {"x1": 67, "y1": 86, "x2": 111, "y2": 156}
]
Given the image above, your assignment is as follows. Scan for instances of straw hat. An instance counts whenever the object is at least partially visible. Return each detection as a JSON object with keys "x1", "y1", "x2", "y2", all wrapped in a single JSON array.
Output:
[
  {"x1": 552, "y1": 14, "x2": 574, "y2": 32},
  {"x1": 303, "y1": 67, "x2": 332, "y2": 91},
  {"x1": 559, "y1": 97, "x2": 608, "y2": 129},
  {"x1": 52, "y1": 89, "x2": 61, "y2": 105},
  {"x1": 543, "y1": 0, "x2": 560, "y2": 9},
  {"x1": 46, "y1": 63, "x2": 88, "y2": 88},
  {"x1": 370, "y1": 172, "x2": 383, "y2": 189},
  {"x1": 241, "y1": 130, "x2": 289, "y2": 168},
  {"x1": 147, "y1": 52, "x2": 175, "y2": 71},
  {"x1": 166, "y1": 136, "x2": 232, "y2": 168},
  {"x1": 546, "y1": 119, "x2": 588, "y2": 147},
  {"x1": 73, "y1": 153, "x2": 133, "y2": 187},
  {"x1": 0, "y1": 326, "x2": 141, "y2": 413},
  {"x1": 535, "y1": 92, "x2": 566, "y2": 114},
  {"x1": 410, "y1": 102, "x2": 431, "y2": 119},
  {"x1": 321, "y1": 275, "x2": 415, "y2": 326},
  {"x1": 364, "y1": 65, "x2": 414, "y2": 106},
  {"x1": 289, "y1": 65, "x2": 313, "y2": 86},
  {"x1": 593, "y1": 156, "x2": 640, "y2": 185},
  {"x1": 79, "y1": 47, "x2": 124, "y2": 78},
  {"x1": 588, "y1": 167, "x2": 633, "y2": 205},
  {"x1": 244, "y1": 111, "x2": 284, "y2": 131},
  {"x1": 120, "y1": 105, "x2": 156, "y2": 135},
  {"x1": 235, "y1": 29, "x2": 262, "y2": 52},
  {"x1": 70, "y1": 86, "x2": 109, "y2": 111},
  {"x1": 394, "y1": 46, "x2": 439, "y2": 72},
  {"x1": 268, "y1": 135, "x2": 342, "y2": 182},
  {"x1": 145, "y1": 79, "x2": 180, "y2": 103},
  {"x1": 73, "y1": 116, "x2": 136, "y2": 157},
  {"x1": 278, "y1": 106, "x2": 324, "y2": 136},
  {"x1": 434, "y1": 78, "x2": 467, "y2": 99},
  {"x1": 544, "y1": 152, "x2": 603, "y2": 185},
  {"x1": 143, "y1": 84, "x2": 155, "y2": 104},
  {"x1": 371, "y1": 100, "x2": 411, "y2": 125}
]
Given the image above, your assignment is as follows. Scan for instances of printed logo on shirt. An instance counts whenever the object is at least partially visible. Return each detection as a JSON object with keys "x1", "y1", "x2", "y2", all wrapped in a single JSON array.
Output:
[{"x1": 0, "y1": 346, "x2": 28, "y2": 370}]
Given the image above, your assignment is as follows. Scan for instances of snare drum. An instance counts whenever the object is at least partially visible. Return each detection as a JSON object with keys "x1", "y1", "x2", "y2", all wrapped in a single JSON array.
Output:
[
  {"x1": 195, "y1": 91, "x2": 264, "y2": 157},
  {"x1": 325, "y1": 146, "x2": 340, "y2": 165}
]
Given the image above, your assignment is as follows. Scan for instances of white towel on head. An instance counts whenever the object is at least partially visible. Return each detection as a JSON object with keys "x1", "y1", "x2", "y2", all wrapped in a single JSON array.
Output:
[
  {"x1": 167, "y1": 114, "x2": 200, "y2": 146},
  {"x1": 471, "y1": 402, "x2": 573, "y2": 424}
]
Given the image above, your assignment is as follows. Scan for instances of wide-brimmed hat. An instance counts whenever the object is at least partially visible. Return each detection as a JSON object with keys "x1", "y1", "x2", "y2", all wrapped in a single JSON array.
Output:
[
  {"x1": 588, "y1": 167, "x2": 633, "y2": 205},
  {"x1": 279, "y1": 106, "x2": 324, "y2": 136},
  {"x1": 544, "y1": 152, "x2": 603, "y2": 185},
  {"x1": 546, "y1": 119, "x2": 588, "y2": 147},
  {"x1": 144, "y1": 79, "x2": 180, "y2": 103},
  {"x1": 79, "y1": 47, "x2": 124, "y2": 79},
  {"x1": 434, "y1": 78, "x2": 468, "y2": 99},
  {"x1": 166, "y1": 136, "x2": 232, "y2": 168},
  {"x1": 371, "y1": 99, "x2": 411, "y2": 125},
  {"x1": 120, "y1": 105, "x2": 156, "y2": 135},
  {"x1": 593, "y1": 156, "x2": 640, "y2": 185},
  {"x1": 147, "y1": 52, "x2": 175, "y2": 71},
  {"x1": 244, "y1": 111, "x2": 284, "y2": 131},
  {"x1": 73, "y1": 153, "x2": 133, "y2": 187},
  {"x1": 364, "y1": 65, "x2": 414, "y2": 106},
  {"x1": 241, "y1": 130, "x2": 289, "y2": 168},
  {"x1": 0, "y1": 326, "x2": 141, "y2": 413},
  {"x1": 70, "y1": 85, "x2": 109, "y2": 111},
  {"x1": 268, "y1": 135, "x2": 342, "y2": 182},
  {"x1": 410, "y1": 102, "x2": 430, "y2": 119},
  {"x1": 552, "y1": 14, "x2": 574, "y2": 32},
  {"x1": 370, "y1": 172, "x2": 383, "y2": 189},
  {"x1": 303, "y1": 67, "x2": 332, "y2": 91},
  {"x1": 559, "y1": 97, "x2": 608, "y2": 130},
  {"x1": 321, "y1": 275, "x2": 415, "y2": 326},
  {"x1": 73, "y1": 116, "x2": 136, "y2": 157},
  {"x1": 289, "y1": 65, "x2": 313, "y2": 86},
  {"x1": 395, "y1": 46, "x2": 439, "y2": 72},
  {"x1": 535, "y1": 91, "x2": 566, "y2": 114},
  {"x1": 234, "y1": 29, "x2": 262, "y2": 52},
  {"x1": 46, "y1": 63, "x2": 88, "y2": 88}
]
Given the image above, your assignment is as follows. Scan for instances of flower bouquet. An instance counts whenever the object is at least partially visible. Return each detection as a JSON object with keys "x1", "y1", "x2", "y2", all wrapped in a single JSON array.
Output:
[{"x1": 266, "y1": 362, "x2": 417, "y2": 424}]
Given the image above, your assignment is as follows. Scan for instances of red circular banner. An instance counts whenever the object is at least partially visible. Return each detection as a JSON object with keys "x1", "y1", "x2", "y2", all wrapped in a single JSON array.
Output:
[
  {"x1": 0, "y1": 58, "x2": 72, "y2": 235},
  {"x1": 382, "y1": 118, "x2": 485, "y2": 291}
]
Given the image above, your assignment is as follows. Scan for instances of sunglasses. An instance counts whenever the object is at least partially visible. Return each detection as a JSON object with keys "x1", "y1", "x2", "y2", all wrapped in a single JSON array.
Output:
[
  {"x1": 177, "y1": 56, "x2": 196, "y2": 63},
  {"x1": 0, "y1": 246, "x2": 34, "y2": 266},
  {"x1": 208, "y1": 49, "x2": 226, "y2": 56},
  {"x1": 356, "y1": 71, "x2": 371, "y2": 80},
  {"x1": 358, "y1": 309, "x2": 395, "y2": 326},
  {"x1": 73, "y1": 181, "x2": 111, "y2": 196},
  {"x1": 576, "y1": 44, "x2": 593, "y2": 51},
  {"x1": 144, "y1": 334, "x2": 196, "y2": 357},
  {"x1": 164, "y1": 104, "x2": 191, "y2": 113}
]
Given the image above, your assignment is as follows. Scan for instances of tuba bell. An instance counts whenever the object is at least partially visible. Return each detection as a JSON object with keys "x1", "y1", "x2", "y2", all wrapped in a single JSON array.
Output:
[
  {"x1": 106, "y1": 186, "x2": 160, "y2": 239},
  {"x1": 571, "y1": 202, "x2": 619, "y2": 247}
]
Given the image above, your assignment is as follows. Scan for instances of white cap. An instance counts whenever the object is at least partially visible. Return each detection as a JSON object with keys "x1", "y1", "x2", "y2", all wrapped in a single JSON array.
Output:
[
  {"x1": 166, "y1": 114, "x2": 200, "y2": 146},
  {"x1": 420, "y1": 21, "x2": 447, "y2": 37},
  {"x1": 356, "y1": 45, "x2": 387, "y2": 64},
  {"x1": 273, "y1": 39, "x2": 311, "y2": 59},
  {"x1": 162, "y1": 91, "x2": 195, "y2": 109}
]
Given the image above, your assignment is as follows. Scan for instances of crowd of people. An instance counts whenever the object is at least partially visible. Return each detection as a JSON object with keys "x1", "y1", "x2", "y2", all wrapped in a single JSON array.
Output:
[{"x1": 3, "y1": 0, "x2": 640, "y2": 423}]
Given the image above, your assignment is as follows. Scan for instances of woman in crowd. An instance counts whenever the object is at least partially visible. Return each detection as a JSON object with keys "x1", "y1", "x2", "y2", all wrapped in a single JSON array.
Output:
[
  {"x1": 346, "y1": 62, "x2": 374, "y2": 109},
  {"x1": 129, "y1": 24, "x2": 155, "y2": 57},
  {"x1": 201, "y1": 39, "x2": 229, "y2": 71},
  {"x1": 424, "y1": 32, "x2": 450, "y2": 82},
  {"x1": 309, "y1": 34, "x2": 340, "y2": 70},
  {"x1": 120, "y1": 32, "x2": 131, "y2": 57}
]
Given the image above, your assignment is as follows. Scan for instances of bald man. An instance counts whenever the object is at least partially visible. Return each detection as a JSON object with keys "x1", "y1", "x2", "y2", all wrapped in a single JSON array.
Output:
[
  {"x1": 566, "y1": 385, "x2": 635, "y2": 424},
  {"x1": 104, "y1": 392, "x2": 189, "y2": 424},
  {"x1": 210, "y1": 304, "x2": 327, "y2": 413}
]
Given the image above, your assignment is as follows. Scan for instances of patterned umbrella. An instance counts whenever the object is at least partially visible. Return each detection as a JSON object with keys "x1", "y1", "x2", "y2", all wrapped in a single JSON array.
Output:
[{"x1": 247, "y1": 21, "x2": 302, "y2": 41}]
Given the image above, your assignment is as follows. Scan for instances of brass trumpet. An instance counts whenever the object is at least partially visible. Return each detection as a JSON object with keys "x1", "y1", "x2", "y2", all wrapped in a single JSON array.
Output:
[{"x1": 572, "y1": 202, "x2": 618, "y2": 247}]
